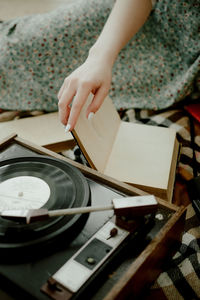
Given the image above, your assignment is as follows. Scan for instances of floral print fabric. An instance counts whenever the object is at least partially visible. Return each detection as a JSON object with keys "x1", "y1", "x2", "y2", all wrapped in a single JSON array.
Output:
[{"x1": 0, "y1": 0, "x2": 199, "y2": 112}]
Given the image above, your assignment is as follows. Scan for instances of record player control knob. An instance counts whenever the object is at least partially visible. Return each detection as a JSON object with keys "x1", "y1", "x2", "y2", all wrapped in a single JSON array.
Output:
[
  {"x1": 107, "y1": 227, "x2": 118, "y2": 240},
  {"x1": 18, "y1": 191, "x2": 24, "y2": 197},
  {"x1": 86, "y1": 257, "x2": 96, "y2": 265}
]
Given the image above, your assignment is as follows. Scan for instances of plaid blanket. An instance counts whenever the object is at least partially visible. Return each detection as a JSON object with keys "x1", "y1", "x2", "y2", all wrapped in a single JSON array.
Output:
[{"x1": 121, "y1": 105, "x2": 200, "y2": 299}]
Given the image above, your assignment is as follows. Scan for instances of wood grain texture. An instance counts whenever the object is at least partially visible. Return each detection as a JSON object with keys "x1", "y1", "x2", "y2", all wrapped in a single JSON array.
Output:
[{"x1": 0, "y1": 134, "x2": 186, "y2": 300}]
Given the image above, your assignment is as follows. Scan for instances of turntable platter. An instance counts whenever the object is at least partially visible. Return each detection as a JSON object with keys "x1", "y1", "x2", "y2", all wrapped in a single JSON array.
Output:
[
  {"x1": 0, "y1": 175, "x2": 51, "y2": 210},
  {"x1": 0, "y1": 156, "x2": 91, "y2": 260}
]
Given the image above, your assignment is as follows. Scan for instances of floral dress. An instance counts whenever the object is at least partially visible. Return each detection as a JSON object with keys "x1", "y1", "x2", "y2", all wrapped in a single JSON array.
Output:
[{"x1": 0, "y1": 0, "x2": 199, "y2": 112}]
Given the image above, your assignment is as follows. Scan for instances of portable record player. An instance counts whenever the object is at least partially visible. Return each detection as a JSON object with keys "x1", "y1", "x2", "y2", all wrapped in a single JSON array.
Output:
[{"x1": 0, "y1": 134, "x2": 186, "y2": 300}]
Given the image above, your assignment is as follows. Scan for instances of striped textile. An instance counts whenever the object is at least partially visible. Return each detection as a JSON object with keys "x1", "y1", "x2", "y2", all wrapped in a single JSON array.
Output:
[{"x1": 121, "y1": 105, "x2": 200, "y2": 299}]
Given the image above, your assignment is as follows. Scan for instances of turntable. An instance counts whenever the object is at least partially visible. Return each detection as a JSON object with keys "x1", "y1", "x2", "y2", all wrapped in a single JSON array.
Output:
[{"x1": 0, "y1": 134, "x2": 186, "y2": 300}]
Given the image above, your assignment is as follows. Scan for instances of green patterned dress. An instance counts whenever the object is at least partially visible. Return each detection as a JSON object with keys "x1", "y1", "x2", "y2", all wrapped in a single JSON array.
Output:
[{"x1": 0, "y1": 0, "x2": 199, "y2": 112}]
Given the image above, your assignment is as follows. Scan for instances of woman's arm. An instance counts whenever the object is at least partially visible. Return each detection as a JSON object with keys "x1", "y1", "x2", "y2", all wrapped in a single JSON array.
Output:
[
  {"x1": 58, "y1": 0, "x2": 152, "y2": 131},
  {"x1": 90, "y1": 0, "x2": 152, "y2": 65}
]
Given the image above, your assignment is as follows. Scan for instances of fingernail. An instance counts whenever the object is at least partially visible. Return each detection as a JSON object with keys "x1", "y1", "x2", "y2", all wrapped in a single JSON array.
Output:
[
  {"x1": 88, "y1": 112, "x2": 94, "y2": 120},
  {"x1": 65, "y1": 124, "x2": 71, "y2": 133}
]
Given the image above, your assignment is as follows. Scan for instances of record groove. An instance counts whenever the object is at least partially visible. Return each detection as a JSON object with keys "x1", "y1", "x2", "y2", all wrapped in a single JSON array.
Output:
[{"x1": 0, "y1": 155, "x2": 91, "y2": 260}]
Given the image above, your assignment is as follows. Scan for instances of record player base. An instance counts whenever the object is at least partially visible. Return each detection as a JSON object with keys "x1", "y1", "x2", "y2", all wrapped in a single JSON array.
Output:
[{"x1": 0, "y1": 134, "x2": 186, "y2": 300}]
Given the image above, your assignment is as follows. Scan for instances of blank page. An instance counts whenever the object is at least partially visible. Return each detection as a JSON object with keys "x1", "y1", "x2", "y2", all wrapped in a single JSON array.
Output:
[
  {"x1": 104, "y1": 121, "x2": 177, "y2": 190},
  {"x1": 73, "y1": 95, "x2": 121, "y2": 173}
]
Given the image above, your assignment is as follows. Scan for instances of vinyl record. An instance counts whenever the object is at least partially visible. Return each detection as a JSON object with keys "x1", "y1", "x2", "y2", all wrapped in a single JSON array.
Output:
[{"x1": 0, "y1": 155, "x2": 91, "y2": 260}]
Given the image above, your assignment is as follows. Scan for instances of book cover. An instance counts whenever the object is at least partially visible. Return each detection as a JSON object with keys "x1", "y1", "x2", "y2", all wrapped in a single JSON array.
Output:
[{"x1": 73, "y1": 95, "x2": 179, "y2": 202}]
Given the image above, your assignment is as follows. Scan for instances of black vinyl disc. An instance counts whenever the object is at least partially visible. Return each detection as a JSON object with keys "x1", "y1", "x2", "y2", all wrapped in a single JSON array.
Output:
[{"x1": 0, "y1": 156, "x2": 91, "y2": 260}]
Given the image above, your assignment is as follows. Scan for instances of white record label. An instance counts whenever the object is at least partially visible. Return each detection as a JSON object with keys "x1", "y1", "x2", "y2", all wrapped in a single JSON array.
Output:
[{"x1": 0, "y1": 176, "x2": 50, "y2": 211}]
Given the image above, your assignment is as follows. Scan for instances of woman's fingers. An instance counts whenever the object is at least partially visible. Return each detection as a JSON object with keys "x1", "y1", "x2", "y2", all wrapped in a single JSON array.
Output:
[
  {"x1": 57, "y1": 76, "x2": 69, "y2": 99},
  {"x1": 57, "y1": 59, "x2": 112, "y2": 130},
  {"x1": 67, "y1": 85, "x2": 91, "y2": 131},
  {"x1": 86, "y1": 84, "x2": 109, "y2": 118},
  {"x1": 58, "y1": 80, "x2": 110, "y2": 130},
  {"x1": 58, "y1": 81, "x2": 76, "y2": 125},
  {"x1": 57, "y1": 81, "x2": 65, "y2": 99}
]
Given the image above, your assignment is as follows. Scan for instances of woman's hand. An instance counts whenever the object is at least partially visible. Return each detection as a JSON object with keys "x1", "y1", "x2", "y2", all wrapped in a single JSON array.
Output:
[
  {"x1": 58, "y1": 0, "x2": 152, "y2": 131},
  {"x1": 58, "y1": 55, "x2": 112, "y2": 131}
]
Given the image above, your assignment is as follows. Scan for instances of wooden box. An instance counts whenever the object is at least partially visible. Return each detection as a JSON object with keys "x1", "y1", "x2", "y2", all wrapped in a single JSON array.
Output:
[{"x1": 0, "y1": 134, "x2": 186, "y2": 300}]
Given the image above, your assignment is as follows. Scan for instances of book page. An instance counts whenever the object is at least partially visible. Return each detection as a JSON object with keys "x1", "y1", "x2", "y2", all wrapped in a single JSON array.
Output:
[
  {"x1": 0, "y1": 112, "x2": 72, "y2": 146},
  {"x1": 104, "y1": 121, "x2": 177, "y2": 190},
  {"x1": 73, "y1": 95, "x2": 121, "y2": 173}
]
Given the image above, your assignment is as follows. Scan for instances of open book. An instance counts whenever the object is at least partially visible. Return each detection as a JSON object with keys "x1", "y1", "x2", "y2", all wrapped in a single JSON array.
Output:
[
  {"x1": 72, "y1": 95, "x2": 179, "y2": 202},
  {"x1": 0, "y1": 112, "x2": 73, "y2": 152}
]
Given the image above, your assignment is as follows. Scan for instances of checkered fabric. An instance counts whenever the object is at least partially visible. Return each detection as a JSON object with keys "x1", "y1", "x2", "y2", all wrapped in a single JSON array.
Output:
[{"x1": 121, "y1": 105, "x2": 200, "y2": 300}]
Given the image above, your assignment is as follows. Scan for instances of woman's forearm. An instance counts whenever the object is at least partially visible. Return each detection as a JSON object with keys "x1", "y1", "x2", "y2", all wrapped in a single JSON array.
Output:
[
  {"x1": 58, "y1": 0, "x2": 153, "y2": 129},
  {"x1": 89, "y1": 0, "x2": 152, "y2": 65}
]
